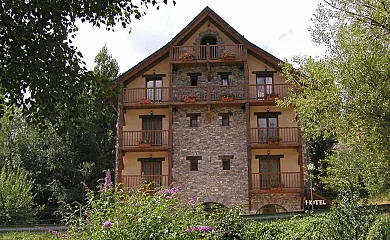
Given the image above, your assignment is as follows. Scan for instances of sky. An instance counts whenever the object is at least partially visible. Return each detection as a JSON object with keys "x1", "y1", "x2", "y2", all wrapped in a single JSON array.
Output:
[{"x1": 73, "y1": 0, "x2": 324, "y2": 73}]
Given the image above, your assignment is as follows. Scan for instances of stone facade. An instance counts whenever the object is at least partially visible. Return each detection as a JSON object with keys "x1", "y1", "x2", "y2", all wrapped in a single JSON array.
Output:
[
  {"x1": 173, "y1": 65, "x2": 245, "y2": 86},
  {"x1": 251, "y1": 193, "x2": 302, "y2": 213},
  {"x1": 172, "y1": 106, "x2": 248, "y2": 207}
]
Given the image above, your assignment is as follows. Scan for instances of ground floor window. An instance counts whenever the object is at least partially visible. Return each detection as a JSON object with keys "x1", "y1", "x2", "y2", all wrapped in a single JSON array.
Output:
[{"x1": 257, "y1": 204, "x2": 287, "y2": 214}]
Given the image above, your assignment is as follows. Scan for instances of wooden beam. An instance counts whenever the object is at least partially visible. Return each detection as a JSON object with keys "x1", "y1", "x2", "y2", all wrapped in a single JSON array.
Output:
[{"x1": 115, "y1": 83, "x2": 125, "y2": 188}]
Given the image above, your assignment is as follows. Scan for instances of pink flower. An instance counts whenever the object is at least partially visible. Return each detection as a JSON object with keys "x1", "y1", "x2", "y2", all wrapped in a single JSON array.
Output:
[
  {"x1": 103, "y1": 220, "x2": 112, "y2": 229},
  {"x1": 101, "y1": 170, "x2": 111, "y2": 192}
]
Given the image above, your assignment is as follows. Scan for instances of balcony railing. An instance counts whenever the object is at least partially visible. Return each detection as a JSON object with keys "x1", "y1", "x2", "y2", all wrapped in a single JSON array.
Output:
[
  {"x1": 170, "y1": 44, "x2": 246, "y2": 61},
  {"x1": 124, "y1": 87, "x2": 170, "y2": 103},
  {"x1": 123, "y1": 85, "x2": 246, "y2": 104},
  {"x1": 252, "y1": 172, "x2": 301, "y2": 190},
  {"x1": 123, "y1": 130, "x2": 169, "y2": 147},
  {"x1": 249, "y1": 84, "x2": 289, "y2": 100},
  {"x1": 250, "y1": 127, "x2": 300, "y2": 145},
  {"x1": 122, "y1": 175, "x2": 169, "y2": 190}
]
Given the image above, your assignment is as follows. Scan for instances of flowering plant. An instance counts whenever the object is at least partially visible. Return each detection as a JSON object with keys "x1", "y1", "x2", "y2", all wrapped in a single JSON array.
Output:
[
  {"x1": 138, "y1": 139, "x2": 151, "y2": 144},
  {"x1": 179, "y1": 52, "x2": 194, "y2": 60},
  {"x1": 268, "y1": 92, "x2": 279, "y2": 97},
  {"x1": 222, "y1": 50, "x2": 235, "y2": 59},
  {"x1": 221, "y1": 94, "x2": 233, "y2": 98},
  {"x1": 267, "y1": 136, "x2": 282, "y2": 143},
  {"x1": 183, "y1": 94, "x2": 196, "y2": 101}
]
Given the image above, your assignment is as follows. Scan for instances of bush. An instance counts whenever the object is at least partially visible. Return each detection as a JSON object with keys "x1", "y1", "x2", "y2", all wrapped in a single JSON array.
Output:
[
  {"x1": 0, "y1": 165, "x2": 38, "y2": 225},
  {"x1": 62, "y1": 184, "x2": 245, "y2": 239},
  {"x1": 367, "y1": 214, "x2": 390, "y2": 240}
]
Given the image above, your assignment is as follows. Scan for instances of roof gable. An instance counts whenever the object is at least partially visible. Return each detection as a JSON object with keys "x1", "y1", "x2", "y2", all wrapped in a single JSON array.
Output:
[{"x1": 115, "y1": 6, "x2": 283, "y2": 84}]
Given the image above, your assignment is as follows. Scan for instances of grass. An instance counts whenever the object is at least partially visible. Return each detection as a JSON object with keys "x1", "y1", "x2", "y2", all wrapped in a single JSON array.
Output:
[{"x1": 0, "y1": 232, "x2": 61, "y2": 239}]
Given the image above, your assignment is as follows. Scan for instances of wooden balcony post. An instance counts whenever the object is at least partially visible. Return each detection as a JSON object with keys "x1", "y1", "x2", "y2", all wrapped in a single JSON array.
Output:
[
  {"x1": 206, "y1": 43, "x2": 210, "y2": 60},
  {"x1": 168, "y1": 105, "x2": 173, "y2": 185},
  {"x1": 115, "y1": 82, "x2": 125, "y2": 187}
]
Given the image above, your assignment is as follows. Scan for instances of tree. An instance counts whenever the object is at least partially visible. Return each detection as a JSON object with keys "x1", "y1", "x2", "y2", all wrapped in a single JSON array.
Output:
[
  {"x1": 282, "y1": 0, "x2": 390, "y2": 196},
  {"x1": 0, "y1": 0, "x2": 174, "y2": 125}
]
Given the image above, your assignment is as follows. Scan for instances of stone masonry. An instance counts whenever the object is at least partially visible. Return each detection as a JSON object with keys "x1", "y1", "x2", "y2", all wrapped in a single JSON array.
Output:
[
  {"x1": 251, "y1": 193, "x2": 302, "y2": 213},
  {"x1": 172, "y1": 106, "x2": 248, "y2": 207}
]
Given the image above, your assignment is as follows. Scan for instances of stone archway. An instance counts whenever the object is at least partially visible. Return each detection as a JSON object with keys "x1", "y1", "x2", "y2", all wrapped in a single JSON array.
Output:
[{"x1": 193, "y1": 30, "x2": 224, "y2": 45}]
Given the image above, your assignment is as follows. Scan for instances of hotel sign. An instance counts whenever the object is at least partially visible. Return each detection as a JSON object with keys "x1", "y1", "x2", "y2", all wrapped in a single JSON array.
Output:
[{"x1": 305, "y1": 199, "x2": 327, "y2": 206}]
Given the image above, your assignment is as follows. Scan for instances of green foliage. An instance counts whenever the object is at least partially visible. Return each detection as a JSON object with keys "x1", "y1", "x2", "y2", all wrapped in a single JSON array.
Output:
[
  {"x1": 0, "y1": 0, "x2": 175, "y2": 124},
  {"x1": 0, "y1": 166, "x2": 37, "y2": 225},
  {"x1": 281, "y1": 0, "x2": 390, "y2": 196},
  {"x1": 367, "y1": 214, "x2": 390, "y2": 240},
  {"x1": 0, "y1": 232, "x2": 59, "y2": 240},
  {"x1": 63, "y1": 186, "x2": 244, "y2": 240},
  {"x1": 328, "y1": 189, "x2": 375, "y2": 240}
]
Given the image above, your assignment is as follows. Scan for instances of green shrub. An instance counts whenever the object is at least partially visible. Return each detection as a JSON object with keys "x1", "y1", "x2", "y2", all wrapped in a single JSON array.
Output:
[
  {"x1": 367, "y1": 214, "x2": 390, "y2": 240},
  {"x1": 0, "y1": 165, "x2": 38, "y2": 225}
]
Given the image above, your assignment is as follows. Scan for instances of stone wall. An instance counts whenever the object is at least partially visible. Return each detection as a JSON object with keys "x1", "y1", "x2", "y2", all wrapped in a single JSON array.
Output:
[
  {"x1": 172, "y1": 106, "x2": 248, "y2": 207},
  {"x1": 173, "y1": 65, "x2": 245, "y2": 86},
  {"x1": 250, "y1": 193, "x2": 302, "y2": 213}
]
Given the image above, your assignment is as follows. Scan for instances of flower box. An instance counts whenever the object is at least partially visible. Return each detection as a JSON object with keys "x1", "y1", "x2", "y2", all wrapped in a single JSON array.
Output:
[
  {"x1": 139, "y1": 143, "x2": 151, "y2": 148},
  {"x1": 140, "y1": 99, "x2": 151, "y2": 104},
  {"x1": 221, "y1": 96, "x2": 234, "y2": 102},
  {"x1": 183, "y1": 94, "x2": 196, "y2": 103},
  {"x1": 270, "y1": 187, "x2": 282, "y2": 191},
  {"x1": 268, "y1": 141, "x2": 280, "y2": 145},
  {"x1": 222, "y1": 51, "x2": 235, "y2": 60},
  {"x1": 184, "y1": 98, "x2": 196, "y2": 103},
  {"x1": 179, "y1": 52, "x2": 194, "y2": 61},
  {"x1": 266, "y1": 93, "x2": 279, "y2": 101}
]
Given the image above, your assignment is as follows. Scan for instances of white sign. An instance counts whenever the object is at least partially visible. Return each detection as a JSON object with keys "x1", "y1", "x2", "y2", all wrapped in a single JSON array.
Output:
[{"x1": 305, "y1": 200, "x2": 327, "y2": 206}]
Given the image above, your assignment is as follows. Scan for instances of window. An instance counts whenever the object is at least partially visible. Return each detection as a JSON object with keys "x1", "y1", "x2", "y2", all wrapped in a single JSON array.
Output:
[
  {"x1": 190, "y1": 75, "x2": 198, "y2": 86},
  {"x1": 190, "y1": 116, "x2": 198, "y2": 127},
  {"x1": 187, "y1": 156, "x2": 202, "y2": 171},
  {"x1": 255, "y1": 112, "x2": 281, "y2": 144},
  {"x1": 221, "y1": 75, "x2": 229, "y2": 85},
  {"x1": 186, "y1": 113, "x2": 201, "y2": 127},
  {"x1": 146, "y1": 77, "x2": 163, "y2": 101},
  {"x1": 190, "y1": 159, "x2": 198, "y2": 171},
  {"x1": 256, "y1": 155, "x2": 284, "y2": 189},
  {"x1": 256, "y1": 74, "x2": 273, "y2": 99},
  {"x1": 218, "y1": 155, "x2": 233, "y2": 171},
  {"x1": 217, "y1": 72, "x2": 232, "y2": 85},
  {"x1": 222, "y1": 159, "x2": 230, "y2": 170},
  {"x1": 219, "y1": 113, "x2": 232, "y2": 127},
  {"x1": 222, "y1": 115, "x2": 229, "y2": 126}
]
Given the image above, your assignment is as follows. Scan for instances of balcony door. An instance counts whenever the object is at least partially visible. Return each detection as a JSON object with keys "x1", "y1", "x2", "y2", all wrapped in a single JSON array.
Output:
[
  {"x1": 146, "y1": 78, "x2": 162, "y2": 102},
  {"x1": 260, "y1": 159, "x2": 281, "y2": 189},
  {"x1": 256, "y1": 75, "x2": 273, "y2": 99},
  {"x1": 141, "y1": 160, "x2": 162, "y2": 187},
  {"x1": 258, "y1": 116, "x2": 278, "y2": 143},
  {"x1": 200, "y1": 36, "x2": 218, "y2": 59},
  {"x1": 142, "y1": 118, "x2": 162, "y2": 146}
]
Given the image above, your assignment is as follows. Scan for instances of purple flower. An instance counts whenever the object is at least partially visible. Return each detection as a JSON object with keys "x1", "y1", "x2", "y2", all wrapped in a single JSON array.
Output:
[
  {"x1": 185, "y1": 226, "x2": 213, "y2": 233},
  {"x1": 187, "y1": 194, "x2": 197, "y2": 206},
  {"x1": 161, "y1": 186, "x2": 181, "y2": 198},
  {"x1": 101, "y1": 170, "x2": 111, "y2": 192},
  {"x1": 103, "y1": 220, "x2": 112, "y2": 229}
]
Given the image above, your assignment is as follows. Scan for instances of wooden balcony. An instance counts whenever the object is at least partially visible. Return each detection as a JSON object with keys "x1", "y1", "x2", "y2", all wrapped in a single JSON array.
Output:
[
  {"x1": 249, "y1": 84, "x2": 289, "y2": 104},
  {"x1": 123, "y1": 85, "x2": 246, "y2": 106},
  {"x1": 250, "y1": 127, "x2": 300, "y2": 148},
  {"x1": 122, "y1": 130, "x2": 169, "y2": 151},
  {"x1": 122, "y1": 175, "x2": 169, "y2": 190},
  {"x1": 251, "y1": 172, "x2": 301, "y2": 193},
  {"x1": 170, "y1": 44, "x2": 246, "y2": 62}
]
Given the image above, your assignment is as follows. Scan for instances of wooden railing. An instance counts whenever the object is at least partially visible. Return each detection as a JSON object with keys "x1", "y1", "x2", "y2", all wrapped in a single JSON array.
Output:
[
  {"x1": 250, "y1": 127, "x2": 300, "y2": 144},
  {"x1": 122, "y1": 175, "x2": 169, "y2": 190},
  {"x1": 252, "y1": 172, "x2": 301, "y2": 190},
  {"x1": 249, "y1": 84, "x2": 290, "y2": 100},
  {"x1": 123, "y1": 87, "x2": 170, "y2": 103},
  {"x1": 123, "y1": 130, "x2": 169, "y2": 147},
  {"x1": 123, "y1": 85, "x2": 247, "y2": 103},
  {"x1": 170, "y1": 44, "x2": 246, "y2": 61}
]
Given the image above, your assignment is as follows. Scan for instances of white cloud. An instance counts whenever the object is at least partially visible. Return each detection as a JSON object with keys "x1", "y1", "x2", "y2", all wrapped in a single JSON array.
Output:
[{"x1": 72, "y1": 0, "x2": 325, "y2": 73}]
